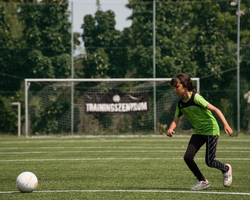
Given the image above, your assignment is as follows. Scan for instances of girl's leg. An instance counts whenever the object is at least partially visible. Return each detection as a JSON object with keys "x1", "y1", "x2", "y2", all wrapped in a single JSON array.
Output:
[
  {"x1": 205, "y1": 135, "x2": 229, "y2": 173},
  {"x1": 184, "y1": 135, "x2": 206, "y2": 181}
]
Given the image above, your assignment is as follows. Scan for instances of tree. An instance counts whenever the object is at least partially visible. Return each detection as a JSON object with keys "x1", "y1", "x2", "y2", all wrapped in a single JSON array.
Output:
[
  {"x1": 0, "y1": 0, "x2": 73, "y2": 92},
  {"x1": 18, "y1": 0, "x2": 72, "y2": 80},
  {"x1": 0, "y1": 2, "x2": 25, "y2": 95},
  {"x1": 0, "y1": 0, "x2": 83, "y2": 134},
  {"x1": 239, "y1": 0, "x2": 250, "y2": 83},
  {"x1": 124, "y1": 2, "x2": 198, "y2": 79},
  {"x1": 187, "y1": 2, "x2": 236, "y2": 85},
  {"x1": 82, "y1": 10, "x2": 128, "y2": 78}
]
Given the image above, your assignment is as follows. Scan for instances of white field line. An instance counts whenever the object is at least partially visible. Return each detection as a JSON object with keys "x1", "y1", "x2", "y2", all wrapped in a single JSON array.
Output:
[
  {"x1": 0, "y1": 189, "x2": 250, "y2": 196},
  {"x1": 1, "y1": 157, "x2": 250, "y2": 162},
  {"x1": 1, "y1": 138, "x2": 250, "y2": 144},
  {"x1": 0, "y1": 139, "x2": 190, "y2": 144},
  {"x1": 1, "y1": 146, "x2": 188, "y2": 150},
  {"x1": 0, "y1": 150, "x2": 187, "y2": 154},
  {"x1": 0, "y1": 150, "x2": 250, "y2": 154},
  {"x1": 1, "y1": 146, "x2": 250, "y2": 150}
]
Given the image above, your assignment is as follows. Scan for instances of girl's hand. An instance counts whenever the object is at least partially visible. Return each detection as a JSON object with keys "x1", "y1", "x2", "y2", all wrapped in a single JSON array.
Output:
[
  {"x1": 166, "y1": 129, "x2": 175, "y2": 137},
  {"x1": 224, "y1": 125, "x2": 233, "y2": 136}
]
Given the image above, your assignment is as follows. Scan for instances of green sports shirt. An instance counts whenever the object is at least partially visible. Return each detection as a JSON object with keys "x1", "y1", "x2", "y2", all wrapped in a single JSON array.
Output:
[{"x1": 174, "y1": 92, "x2": 220, "y2": 136}]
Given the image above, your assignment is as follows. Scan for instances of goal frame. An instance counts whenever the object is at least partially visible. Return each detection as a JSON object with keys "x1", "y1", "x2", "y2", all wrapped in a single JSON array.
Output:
[
  {"x1": 4, "y1": 102, "x2": 21, "y2": 136},
  {"x1": 25, "y1": 78, "x2": 200, "y2": 137}
]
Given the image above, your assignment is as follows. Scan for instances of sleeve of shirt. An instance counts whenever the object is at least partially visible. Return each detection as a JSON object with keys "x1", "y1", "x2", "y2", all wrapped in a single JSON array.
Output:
[
  {"x1": 174, "y1": 103, "x2": 182, "y2": 117},
  {"x1": 194, "y1": 93, "x2": 209, "y2": 108}
]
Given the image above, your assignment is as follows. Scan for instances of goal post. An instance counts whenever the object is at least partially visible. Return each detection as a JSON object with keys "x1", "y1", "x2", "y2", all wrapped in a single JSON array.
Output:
[
  {"x1": 4, "y1": 102, "x2": 21, "y2": 136},
  {"x1": 25, "y1": 78, "x2": 200, "y2": 137}
]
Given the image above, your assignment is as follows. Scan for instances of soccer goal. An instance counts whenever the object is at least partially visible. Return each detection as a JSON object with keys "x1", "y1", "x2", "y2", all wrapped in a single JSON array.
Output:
[{"x1": 25, "y1": 78, "x2": 200, "y2": 137}]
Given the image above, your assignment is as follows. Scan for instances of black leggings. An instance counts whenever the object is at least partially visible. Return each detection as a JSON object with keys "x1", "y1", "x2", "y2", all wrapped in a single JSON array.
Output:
[{"x1": 184, "y1": 134, "x2": 228, "y2": 181}]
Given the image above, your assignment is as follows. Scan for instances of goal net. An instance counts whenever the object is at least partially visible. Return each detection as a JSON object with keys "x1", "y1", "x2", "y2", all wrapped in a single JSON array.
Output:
[{"x1": 25, "y1": 78, "x2": 200, "y2": 137}]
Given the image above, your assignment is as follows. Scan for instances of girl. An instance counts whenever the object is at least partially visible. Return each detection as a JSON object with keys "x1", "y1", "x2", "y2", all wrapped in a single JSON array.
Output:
[{"x1": 166, "y1": 73, "x2": 233, "y2": 190}]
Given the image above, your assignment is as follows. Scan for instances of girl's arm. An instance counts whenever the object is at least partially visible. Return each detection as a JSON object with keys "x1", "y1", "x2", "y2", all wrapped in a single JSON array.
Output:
[
  {"x1": 206, "y1": 103, "x2": 233, "y2": 136},
  {"x1": 166, "y1": 117, "x2": 180, "y2": 137}
]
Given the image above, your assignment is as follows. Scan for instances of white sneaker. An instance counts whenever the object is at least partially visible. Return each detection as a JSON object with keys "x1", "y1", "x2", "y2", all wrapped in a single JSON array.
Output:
[
  {"x1": 223, "y1": 164, "x2": 232, "y2": 187},
  {"x1": 189, "y1": 179, "x2": 210, "y2": 190}
]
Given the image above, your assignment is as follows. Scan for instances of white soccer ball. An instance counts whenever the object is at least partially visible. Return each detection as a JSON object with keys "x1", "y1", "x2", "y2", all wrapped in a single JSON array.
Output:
[{"x1": 16, "y1": 172, "x2": 38, "y2": 193}]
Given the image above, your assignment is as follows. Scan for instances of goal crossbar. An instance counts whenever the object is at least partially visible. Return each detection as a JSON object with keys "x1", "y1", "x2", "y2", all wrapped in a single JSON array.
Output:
[{"x1": 25, "y1": 78, "x2": 199, "y2": 82}]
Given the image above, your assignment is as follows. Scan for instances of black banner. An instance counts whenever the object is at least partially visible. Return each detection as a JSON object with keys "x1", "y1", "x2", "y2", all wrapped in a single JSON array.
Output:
[{"x1": 84, "y1": 92, "x2": 149, "y2": 114}]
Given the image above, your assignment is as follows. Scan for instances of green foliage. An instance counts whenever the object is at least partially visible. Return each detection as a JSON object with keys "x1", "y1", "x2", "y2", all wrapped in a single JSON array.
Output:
[
  {"x1": 0, "y1": 4, "x2": 25, "y2": 132},
  {"x1": 0, "y1": 3, "x2": 22, "y2": 94},
  {"x1": 125, "y1": 2, "x2": 198, "y2": 78},
  {"x1": 82, "y1": 48, "x2": 110, "y2": 78},
  {"x1": 0, "y1": 97, "x2": 17, "y2": 134},
  {"x1": 18, "y1": 1, "x2": 72, "y2": 79},
  {"x1": 0, "y1": 1, "x2": 75, "y2": 134},
  {"x1": 82, "y1": 10, "x2": 128, "y2": 78},
  {"x1": 0, "y1": 83, "x2": 25, "y2": 134}
]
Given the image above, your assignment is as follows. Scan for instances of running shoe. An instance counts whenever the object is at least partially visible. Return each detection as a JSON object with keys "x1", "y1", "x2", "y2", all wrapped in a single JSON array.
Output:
[
  {"x1": 223, "y1": 164, "x2": 232, "y2": 187},
  {"x1": 189, "y1": 179, "x2": 210, "y2": 190}
]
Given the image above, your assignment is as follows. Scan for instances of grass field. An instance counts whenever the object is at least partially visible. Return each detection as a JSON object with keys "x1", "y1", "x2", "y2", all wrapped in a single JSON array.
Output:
[{"x1": 0, "y1": 135, "x2": 250, "y2": 200}]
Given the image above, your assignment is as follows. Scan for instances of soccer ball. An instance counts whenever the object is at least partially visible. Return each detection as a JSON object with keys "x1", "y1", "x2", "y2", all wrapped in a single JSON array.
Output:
[{"x1": 16, "y1": 172, "x2": 38, "y2": 193}]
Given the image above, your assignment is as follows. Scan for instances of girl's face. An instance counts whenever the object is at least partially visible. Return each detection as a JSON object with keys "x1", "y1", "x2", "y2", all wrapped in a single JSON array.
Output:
[{"x1": 173, "y1": 80, "x2": 187, "y2": 97}]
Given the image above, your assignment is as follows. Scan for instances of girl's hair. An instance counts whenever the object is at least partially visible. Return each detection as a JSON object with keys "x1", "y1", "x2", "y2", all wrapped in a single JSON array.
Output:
[{"x1": 170, "y1": 73, "x2": 196, "y2": 92}]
